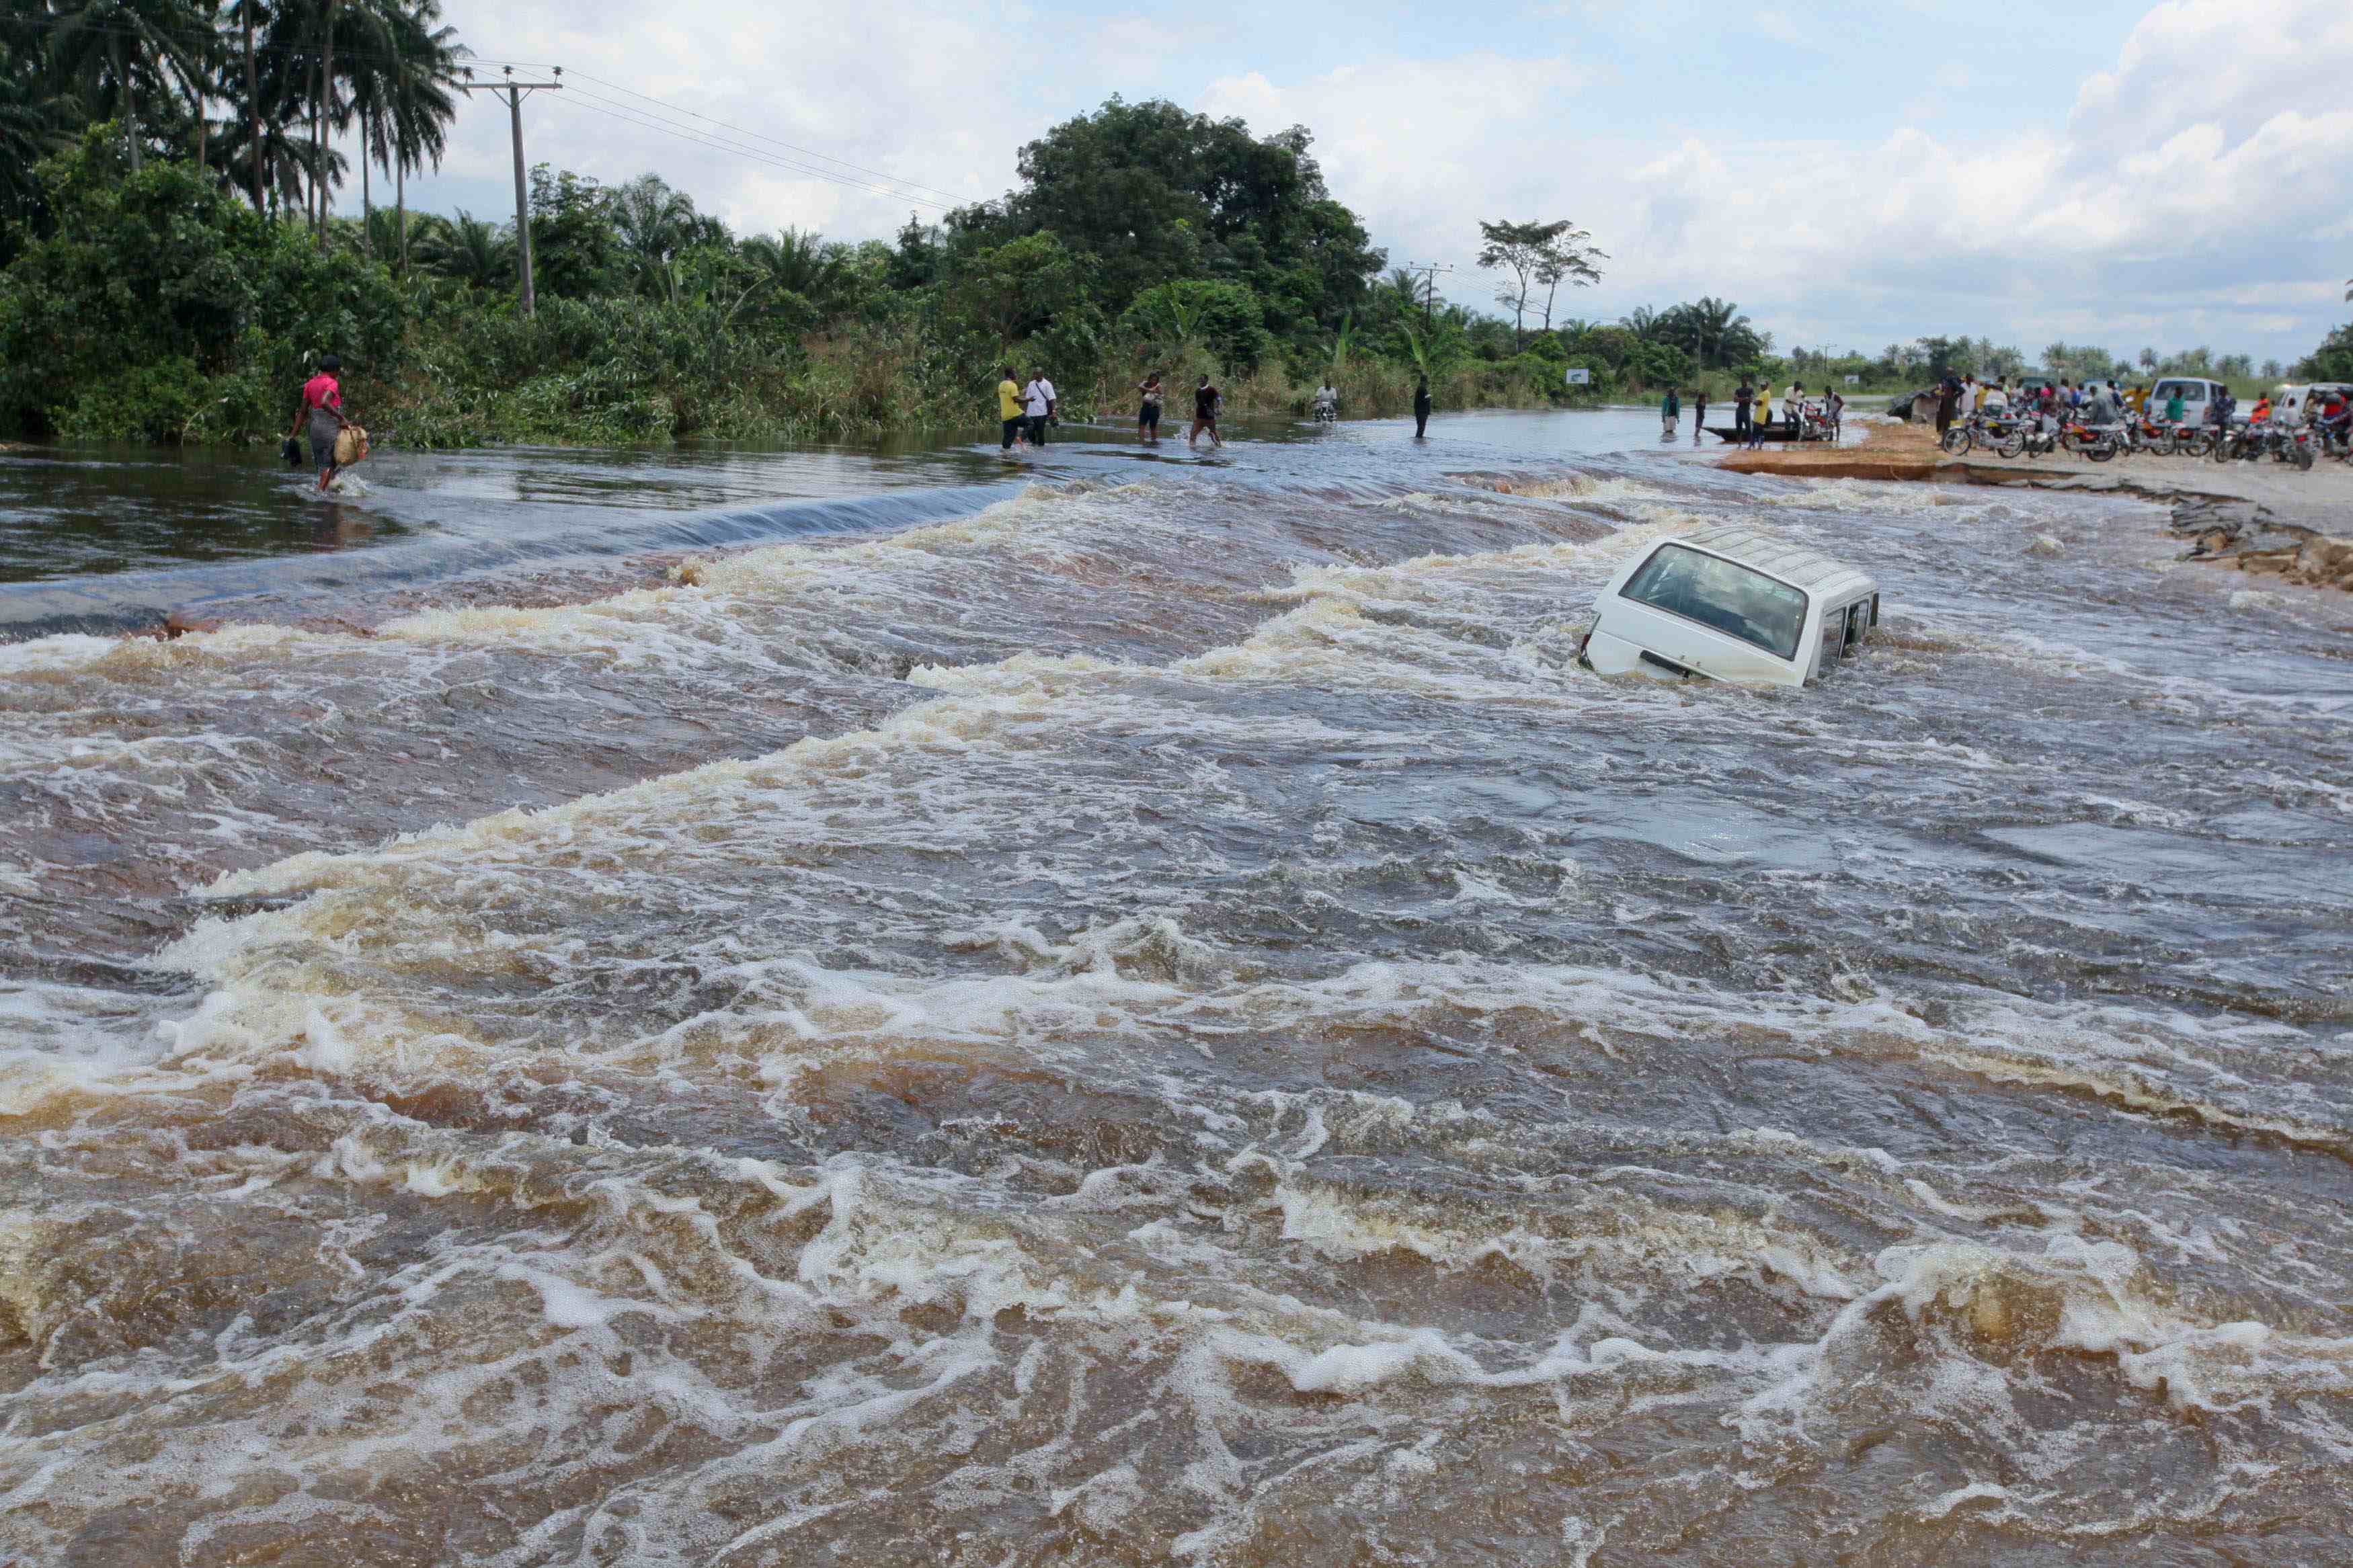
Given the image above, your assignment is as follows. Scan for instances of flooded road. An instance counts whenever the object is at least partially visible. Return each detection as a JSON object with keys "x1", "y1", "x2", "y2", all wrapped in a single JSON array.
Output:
[{"x1": 3, "y1": 410, "x2": 2350, "y2": 1565}]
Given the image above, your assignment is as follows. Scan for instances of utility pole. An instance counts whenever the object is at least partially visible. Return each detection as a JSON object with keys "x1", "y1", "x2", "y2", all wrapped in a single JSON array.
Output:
[
  {"x1": 1403, "y1": 263, "x2": 1455, "y2": 329},
  {"x1": 462, "y1": 66, "x2": 561, "y2": 317}
]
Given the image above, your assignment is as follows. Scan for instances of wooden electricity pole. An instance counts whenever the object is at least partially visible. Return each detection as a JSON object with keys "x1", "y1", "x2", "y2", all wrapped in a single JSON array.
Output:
[
  {"x1": 1404, "y1": 262, "x2": 1455, "y2": 328},
  {"x1": 461, "y1": 66, "x2": 562, "y2": 317}
]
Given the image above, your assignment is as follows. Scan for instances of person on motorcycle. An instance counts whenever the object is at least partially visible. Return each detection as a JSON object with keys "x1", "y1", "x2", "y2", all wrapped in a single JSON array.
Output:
[
  {"x1": 2312, "y1": 388, "x2": 2349, "y2": 449},
  {"x1": 2247, "y1": 395, "x2": 2272, "y2": 425},
  {"x1": 1312, "y1": 382, "x2": 1338, "y2": 420}
]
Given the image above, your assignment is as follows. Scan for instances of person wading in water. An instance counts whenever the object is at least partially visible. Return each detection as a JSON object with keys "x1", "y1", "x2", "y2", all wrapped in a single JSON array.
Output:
[
  {"x1": 289, "y1": 354, "x2": 351, "y2": 493},
  {"x1": 1137, "y1": 372, "x2": 1164, "y2": 444},
  {"x1": 997, "y1": 365, "x2": 1026, "y2": 451},
  {"x1": 1189, "y1": 375, "x2": 1222, "y2": 448},
  {"x1": 1692, "y1": 386, "x2": 1708, "y2": 442},
  {"x1": 1413, "y1": 376, "x2": 1432, "y2": 438}
]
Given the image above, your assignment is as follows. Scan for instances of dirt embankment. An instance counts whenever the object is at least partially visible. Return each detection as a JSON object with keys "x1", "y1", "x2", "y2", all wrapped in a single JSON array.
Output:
[
  {"x1": 1708, "y1": 417, "x2": 2353, "y2": 593},
  {"x1": 1715, "y1": 420, "x2": 1945, "y2": 481}
]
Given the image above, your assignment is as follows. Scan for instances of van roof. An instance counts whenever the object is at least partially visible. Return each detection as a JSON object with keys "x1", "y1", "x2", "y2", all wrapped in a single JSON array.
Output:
[{"x1": 1671, "y1": 524, "x2": 1877, "y2": 602}]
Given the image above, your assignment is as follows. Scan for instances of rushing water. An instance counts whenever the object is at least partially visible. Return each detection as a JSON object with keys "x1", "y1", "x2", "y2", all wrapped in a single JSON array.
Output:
[{"x1": 2, "y1": 410, "x2": 2350, "y2": 1567}]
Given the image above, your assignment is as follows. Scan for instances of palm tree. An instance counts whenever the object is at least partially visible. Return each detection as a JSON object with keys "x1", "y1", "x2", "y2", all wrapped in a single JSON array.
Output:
[
  {"x1": 47, "y1": 0, "x2": 212, "y2": 172},
  {"x1": 0, "y1": 38, "x2": 73, "y2": 228},
  {"x1": 379, "y1": 1, "x2": 465, "y2": 273},
  {"x1": 610, "y1": 175, "x2": 701, "y2": 300},
  {"x1": 415, "y1": 208, "x2": 511, "y2": 288},
  {"x1": 1620, "y1": 305, "x2": 1661, "y2": 341},
  {"x1": 1683, "y1": 296, "x2": 1750, "y2": 370},
  {"x1": 740, "y1": 226, "x2": 846, "y2": 320},
  {"x1": 236, "y1": 0, "x2": 264, "y2": 208}
]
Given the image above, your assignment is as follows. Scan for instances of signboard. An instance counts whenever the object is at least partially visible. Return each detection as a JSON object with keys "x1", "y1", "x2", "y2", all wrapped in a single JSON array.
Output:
[
  {"x1": 1843, "y1": 374, "x2": 1860, "y2": 386},
  {"x1": 1564, "y1": 367, "x2": 1591, "y2": 386}
]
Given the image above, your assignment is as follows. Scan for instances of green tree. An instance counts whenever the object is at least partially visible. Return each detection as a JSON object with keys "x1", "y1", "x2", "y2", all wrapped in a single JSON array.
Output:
[
  {"x1": 0, "y1": 130, "x2": 409, "y2": 438},
  {"x1": 740, "y1": 227, "x2": 849, "y2": 326},
  {"x1": 415, "y1": 208, "x2": 510, "y2": 289},
  {"x1": 46, "y1": 0, "x2": 214, "y2": 172},
  {"x1": 1476, "y1": 218, "x2": 1603, "y2": 346},
  {"x1": 2292, "y1": 323, "x2": 2353, "y2": 382},
  {"x1": 527, "y1": 166, "x2": 614, "y2": 299},
  {"x1": 1476, "y1": 218, "x2": 1566, "y2": 347},
  {"x1": 958, "y1": 98, "x2": 1382, "y2": 335},
  {"x1": 1119, "y1": 278, "x2": 1270, "y2": 372},
  {"x1": 610, "y1": 173, "x2": 703, "y2": 300},
  {"x1": 943, "y1": 231, "x2": 1084, "y2": 351}
]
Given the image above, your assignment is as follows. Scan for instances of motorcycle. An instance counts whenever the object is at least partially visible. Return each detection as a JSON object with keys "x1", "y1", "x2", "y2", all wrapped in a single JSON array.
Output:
[
  {"x1": 2206, "y1": 419, "x2": 2249, "y2": 462},
  {"x1": 2059, "y1": 418, "x2": 2122, "y2": 462},
  {"x1": 2156, "y1": 419, "x2": 2211, "y2": 458}
]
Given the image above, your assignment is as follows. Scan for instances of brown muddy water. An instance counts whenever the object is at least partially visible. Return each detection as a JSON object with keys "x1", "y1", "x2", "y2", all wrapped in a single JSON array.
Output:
[{"x1": 3, "y1": 410, "x2": 2351, "y2": 1566}]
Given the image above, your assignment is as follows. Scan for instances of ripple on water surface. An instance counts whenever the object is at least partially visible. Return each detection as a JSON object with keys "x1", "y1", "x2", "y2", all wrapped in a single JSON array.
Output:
[{"x1": 2, "y1": 414, "x2": 2351, "y2": 1566}]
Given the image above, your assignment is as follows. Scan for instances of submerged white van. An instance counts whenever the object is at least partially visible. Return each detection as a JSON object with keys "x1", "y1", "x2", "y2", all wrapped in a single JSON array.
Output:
[{"x1": 1579, "y1": 524, "x2": 1880, "y2": 688}]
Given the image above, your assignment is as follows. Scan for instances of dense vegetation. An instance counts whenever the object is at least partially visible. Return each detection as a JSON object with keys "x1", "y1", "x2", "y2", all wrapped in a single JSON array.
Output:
[{"x1": 2, "y1": 4, "x2": 2338, "y2": 448}]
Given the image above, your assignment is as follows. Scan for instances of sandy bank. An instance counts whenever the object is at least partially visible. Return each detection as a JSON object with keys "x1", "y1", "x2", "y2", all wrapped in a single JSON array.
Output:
[{"x1": 1705, "y1": 417, "x2": 2353, "y2": 590}]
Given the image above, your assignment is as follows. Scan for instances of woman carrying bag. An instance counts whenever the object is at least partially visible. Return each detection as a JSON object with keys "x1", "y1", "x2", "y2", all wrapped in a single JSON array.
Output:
[{"x1": 289, "y1": 355, "x2": 364, "y2": 492}]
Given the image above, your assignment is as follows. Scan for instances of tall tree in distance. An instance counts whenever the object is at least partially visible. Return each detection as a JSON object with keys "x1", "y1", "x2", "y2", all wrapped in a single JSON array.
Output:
[
  {"x1": 1476, "y1": 219, "x2": 1569, "y2": 349},
  {"x1": 48, "y1": 0, "x2": 212, "y2": 172},
  {"x1": 1532, "y1": 222, "x2": 1603, "y2": 337},
  {"x1": 239, "y1": 0, "x2": 264, "y2": 208},
  {"x1": 383, "y1": 1, "x2": 465, "y2": 273}
]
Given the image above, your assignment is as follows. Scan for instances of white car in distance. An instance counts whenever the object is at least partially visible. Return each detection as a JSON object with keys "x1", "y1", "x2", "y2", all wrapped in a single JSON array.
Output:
[{"x1": 1579, "y1": 524, "x2": 1880, "y2": 688}]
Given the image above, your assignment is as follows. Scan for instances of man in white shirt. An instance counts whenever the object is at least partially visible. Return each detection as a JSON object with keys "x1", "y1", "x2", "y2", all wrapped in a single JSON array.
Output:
[{"x1": 1022, "y1": 370, "x2": 1056, "y2": 446}]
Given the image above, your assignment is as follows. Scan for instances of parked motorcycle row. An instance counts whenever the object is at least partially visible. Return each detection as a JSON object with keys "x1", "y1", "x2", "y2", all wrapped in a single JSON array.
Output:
[{"x1": 1939, "y1": 411, "x2": 2344, "y2": 469}]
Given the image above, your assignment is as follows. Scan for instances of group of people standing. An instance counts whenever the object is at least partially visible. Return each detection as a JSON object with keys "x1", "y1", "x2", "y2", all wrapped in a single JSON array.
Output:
[
  {"x1": 1718, "y1": 379, "x2": 1840, "y2": 448},
  {"x1": 996, "y1": 366, "x2": 1060, "y2": 450},
  {"x1": 997, "y1": 370, "x2": 1439, "y2": 450},
  {"x1": 1131, "y1": 372, "x2": 1225, "y2": 447}
]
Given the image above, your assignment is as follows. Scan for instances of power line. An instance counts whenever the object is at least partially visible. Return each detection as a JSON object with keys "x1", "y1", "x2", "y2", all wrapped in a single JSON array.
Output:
[
  {"x1": 554, "y1": 91, "x2": 956, "y2": 211},
  {"x1": 558, "y1": 69, "x2": 969, "y2": 207}
]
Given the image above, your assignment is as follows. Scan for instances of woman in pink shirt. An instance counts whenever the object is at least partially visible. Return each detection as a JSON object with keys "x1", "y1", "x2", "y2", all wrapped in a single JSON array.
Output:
[{"x1": 288, "y1": 354, "x2": 351, "y2": 491}]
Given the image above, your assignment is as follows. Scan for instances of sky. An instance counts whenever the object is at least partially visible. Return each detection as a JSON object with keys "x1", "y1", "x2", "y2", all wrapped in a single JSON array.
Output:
[{"x1": 388, "y1": 0, "x2": 2353, "y2": 368}]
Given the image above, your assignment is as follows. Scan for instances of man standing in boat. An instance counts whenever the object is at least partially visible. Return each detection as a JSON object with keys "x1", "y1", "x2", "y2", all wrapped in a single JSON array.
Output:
[{"x1": 1732, "y1": 379, "x2": 1753, "y2": 442}]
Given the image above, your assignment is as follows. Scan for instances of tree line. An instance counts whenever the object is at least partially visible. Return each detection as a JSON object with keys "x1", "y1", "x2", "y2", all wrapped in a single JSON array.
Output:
[
  {"x1": 0, "y1": 75, "x2": 1634, "y2": 447},
  {"x1": 3, "y1": 0, "x2": 469, "y2": 264}
]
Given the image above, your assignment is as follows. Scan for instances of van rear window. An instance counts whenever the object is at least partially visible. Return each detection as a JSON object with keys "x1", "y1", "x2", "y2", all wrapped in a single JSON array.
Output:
[{"x1": 1620, "y1": 544, "x2": 1808, "y2": 660}]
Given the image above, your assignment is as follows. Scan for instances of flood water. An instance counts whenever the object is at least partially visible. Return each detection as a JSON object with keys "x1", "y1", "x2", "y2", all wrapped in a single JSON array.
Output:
[{"x1": 3, "y1": 409, "x2": 2350, "y2": 1566}]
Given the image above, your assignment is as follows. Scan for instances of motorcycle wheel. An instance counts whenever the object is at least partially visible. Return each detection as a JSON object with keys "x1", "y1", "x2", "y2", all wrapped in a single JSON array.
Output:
[
  {"x1": 2085, "y1": 444, "x2": 2115, "y2": 463},
  {"x1": 1997, "y1": 433, "x2": 2026, "y2": 459},
  {"x1": 1941, "y1": 427, "x2": 1969, "y2": 455},
  {"x1": 2297, "y1": 447, "x2": 2313, "y2": 471}
]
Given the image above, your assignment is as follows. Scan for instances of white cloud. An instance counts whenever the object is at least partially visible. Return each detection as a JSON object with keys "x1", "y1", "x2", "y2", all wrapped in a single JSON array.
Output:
[
  {"x1": 397, "y1": 0, "x2": 2350, "y2": 364},
  {"x1": 1195, "y1": 1, "x2": 2353, "y2": 360}
]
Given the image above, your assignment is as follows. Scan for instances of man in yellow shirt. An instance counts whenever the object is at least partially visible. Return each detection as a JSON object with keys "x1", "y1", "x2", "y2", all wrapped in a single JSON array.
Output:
[{"x1": 997, "y1": 365, "x2": 1026, "y2": 450}]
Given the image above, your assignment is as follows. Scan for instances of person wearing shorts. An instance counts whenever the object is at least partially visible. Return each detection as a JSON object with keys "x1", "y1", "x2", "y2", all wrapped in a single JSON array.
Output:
[
  {"x1": 1137, "y1": 372, "x2": 1163, "y2": 442},
  {"x1": 997, "y1": 365, "x2": 1025, "y2": 450},
  {"x1": 1189, "y1": 376, "x2": 1220, "y2": 447},
  {"x1": 289, "y1": 354, "x2": 350, "y2": 492}
]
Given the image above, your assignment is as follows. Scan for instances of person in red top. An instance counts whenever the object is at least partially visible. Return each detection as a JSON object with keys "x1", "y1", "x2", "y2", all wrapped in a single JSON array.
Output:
[{"x1": 289, "y1": 354, "x2": 351, "y2": 491}]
